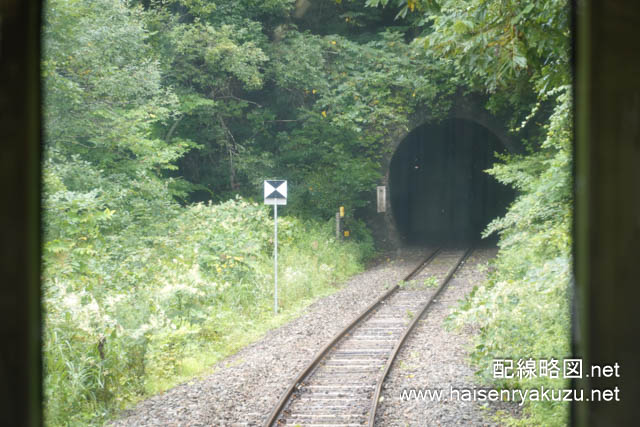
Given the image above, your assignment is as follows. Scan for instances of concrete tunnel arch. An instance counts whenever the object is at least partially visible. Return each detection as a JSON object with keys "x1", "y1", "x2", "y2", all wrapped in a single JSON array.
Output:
[
  {"x1": 386, "y1": 118, "x2": 515, "y2": 245},
  {"x1": 366, "y1": 99, "x2": 521, "y2": 249}
]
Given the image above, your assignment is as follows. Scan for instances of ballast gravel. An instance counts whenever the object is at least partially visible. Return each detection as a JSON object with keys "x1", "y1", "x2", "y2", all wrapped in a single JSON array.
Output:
[
  {"x1": 112, "y1": 247, "x2": 430, "y2": 426},
  {"x1": 375, "y1": 248, "x2": 520, "y2": 426},
  {"x1": 112, "y1": 247, "x2": 517, "y2": 426}
]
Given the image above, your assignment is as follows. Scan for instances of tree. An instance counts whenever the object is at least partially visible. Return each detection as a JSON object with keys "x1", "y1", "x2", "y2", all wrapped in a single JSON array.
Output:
[
  {"x1": 42, "y1": 0, "x2": 190, "y2": 422},
  {"x1": 365, "y1": 1, "x2": 572, "y2": 425}
]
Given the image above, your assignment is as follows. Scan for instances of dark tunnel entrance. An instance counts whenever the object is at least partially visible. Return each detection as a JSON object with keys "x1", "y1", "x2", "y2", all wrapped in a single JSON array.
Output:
[{"x1": 389, "y1": 118, "x2": 515, "y2": 245}]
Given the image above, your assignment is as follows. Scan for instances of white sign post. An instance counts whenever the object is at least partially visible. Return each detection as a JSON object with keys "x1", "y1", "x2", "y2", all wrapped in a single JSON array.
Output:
[
  {"x1": 377, "y1": 185, "x2": 386, "y2": 213},
  {"x1": 264, "y1": 180, "x2": 287, "y2": 314}
]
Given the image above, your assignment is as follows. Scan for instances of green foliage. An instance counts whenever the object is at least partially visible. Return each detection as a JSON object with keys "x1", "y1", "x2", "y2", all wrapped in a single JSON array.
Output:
[
  {"x1": 483, "y1": 89, "x2": 572, "y2": 258},
  {"x1": 362, "y1": 0, "x2": 572, "y2": 425},
  {"x1": 423, "y1": 0, "x2": 570, "y2": 94},
  {"x1": 44, "y1": 0, "x2": 572, "y2": 426},
  {"x1": 138, "y1": 0, "x2": 456, "y2": 214},
  {"x1": 399, "y1": 275, "x2": 438, "y2": 289},
  {"x1": 43, "y1": 0, "x2": 189, "y2": 173},
  {"x1": 43, "y1": 195, "x2": 373, "y2": 425},
  {"x1": 42, "y1": 1, "x2": 375, "y2": 424},
  {"x1": 422, "y1": 276, "x2": 439, "y2": 287},
  {"x1": 450, "y1": 256, "x2": 570, "y2": 426},
  {"x1": 264, "y1": 30, "x2": 454, "y2": 216},
  {"x1": 169, "y1": 22, "x2": 269, "y2": 91},
  {"x1": 449, "y1": 91, "x2": 572, "y2": 426}
]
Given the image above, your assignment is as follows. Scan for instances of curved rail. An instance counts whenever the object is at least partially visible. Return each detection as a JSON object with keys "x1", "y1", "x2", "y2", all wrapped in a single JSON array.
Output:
[
  {"x1": 263, "y1": 247, "x2": 441, "y2": 427},
  {"x1": 367, "y1": 246, "x2": 473, "y2": 426}
]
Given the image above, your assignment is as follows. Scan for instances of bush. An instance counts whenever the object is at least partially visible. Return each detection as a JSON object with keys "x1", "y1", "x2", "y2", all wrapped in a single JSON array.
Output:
[
  {"x1": 448, "y1": 91, "x2": 572, "y2": 426},
  {"x1": 43, "y1": 197, "x2": 373, "y2": 425}
]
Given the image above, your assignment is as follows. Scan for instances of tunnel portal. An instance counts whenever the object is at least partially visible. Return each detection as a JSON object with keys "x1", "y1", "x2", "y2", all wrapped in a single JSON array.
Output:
[{"x1": 389, "y1": 118, "x2": 514, "y2": 244}]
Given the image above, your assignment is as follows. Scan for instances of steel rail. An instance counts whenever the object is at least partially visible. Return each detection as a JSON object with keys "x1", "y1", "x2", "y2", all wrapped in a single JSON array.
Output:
[
  {"x1": 367, "y1": 246, "x2": 474, "y2": 426},
  {"x1": 264, "y1": 247, "x2": 441, "y2": 427}
]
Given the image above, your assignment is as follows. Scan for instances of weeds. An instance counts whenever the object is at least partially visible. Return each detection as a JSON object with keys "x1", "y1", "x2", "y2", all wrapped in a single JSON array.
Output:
[{"x1": 43, "y1": 198, "x2": 373, "y2": 425}]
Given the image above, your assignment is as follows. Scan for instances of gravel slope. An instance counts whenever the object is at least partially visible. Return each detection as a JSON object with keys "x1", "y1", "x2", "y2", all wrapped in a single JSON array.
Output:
[
  {"x1": 112, "y1": 247, "x2": 516, "y2": 426},
  {"x1": 112, "y1": 248, "x2": 430, "y2": 426},
  {"x1": 375, "y1": 248, "x2": 519, "y2": 426}
]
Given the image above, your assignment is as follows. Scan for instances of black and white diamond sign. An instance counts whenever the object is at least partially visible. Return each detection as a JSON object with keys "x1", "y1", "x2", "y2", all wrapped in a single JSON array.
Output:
[{"x1": 264, "y1": 180, "x2": 287, "y2": 205}]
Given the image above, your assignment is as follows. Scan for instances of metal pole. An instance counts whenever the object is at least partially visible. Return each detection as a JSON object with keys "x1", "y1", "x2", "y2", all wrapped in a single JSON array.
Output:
[{"x1": 274, "y1": 203, "x2": 278, "y2": 314}]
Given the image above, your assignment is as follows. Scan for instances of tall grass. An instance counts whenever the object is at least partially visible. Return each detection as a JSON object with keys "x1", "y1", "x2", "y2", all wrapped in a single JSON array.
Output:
[{"x1": 43, "y1": 198, "x2": 374, "y2": 426}]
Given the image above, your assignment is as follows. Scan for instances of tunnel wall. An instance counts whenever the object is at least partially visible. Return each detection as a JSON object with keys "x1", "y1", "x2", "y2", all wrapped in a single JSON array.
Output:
[
  {"x1": 388, "y1": 119, "x2": 513, "y2": 244},
  {"x1": 366, "y1": 95, "x2": 521, "y2": 250}
]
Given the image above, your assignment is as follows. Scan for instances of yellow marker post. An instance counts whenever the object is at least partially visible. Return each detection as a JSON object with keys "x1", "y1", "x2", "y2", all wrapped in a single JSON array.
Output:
[
  {"x1": 339, "y1": 206, "x2": 345, "y2": 218},
  {"x1": 344, "y1": 230, "x2": 350, "y2": 237}
]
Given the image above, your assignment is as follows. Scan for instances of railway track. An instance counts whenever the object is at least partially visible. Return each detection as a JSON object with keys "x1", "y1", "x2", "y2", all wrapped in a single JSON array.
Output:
[{"x1": 265, "y1": 247, "x2": 473, "y2": 427}]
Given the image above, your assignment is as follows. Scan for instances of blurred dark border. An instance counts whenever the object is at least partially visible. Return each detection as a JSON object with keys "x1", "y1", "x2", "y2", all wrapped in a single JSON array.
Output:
[
  {"x1": 573, "y1": 1, "x2": 640, "y2": 425},
  {"x1": 0, "y1": 0, "x2": 42, "y2": 426},
  {"x1": 1, "y1": 0, "x2": 639, "y2": 426}
]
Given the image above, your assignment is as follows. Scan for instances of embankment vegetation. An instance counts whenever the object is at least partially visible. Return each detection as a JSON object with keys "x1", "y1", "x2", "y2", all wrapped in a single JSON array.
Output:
[{"x1": 43, "y1": 0, "x2": 571, "y2": 425}]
